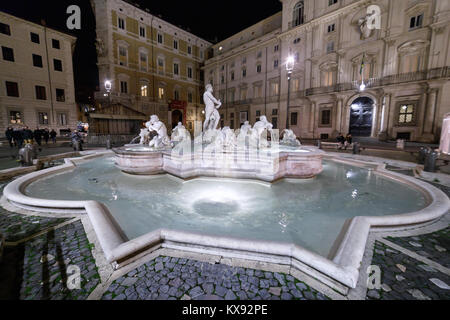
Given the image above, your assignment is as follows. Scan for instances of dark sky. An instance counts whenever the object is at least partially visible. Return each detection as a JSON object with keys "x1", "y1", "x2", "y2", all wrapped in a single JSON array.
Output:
[{"x1": 0, "y1": 0, "x2": 282, "y2": 101}]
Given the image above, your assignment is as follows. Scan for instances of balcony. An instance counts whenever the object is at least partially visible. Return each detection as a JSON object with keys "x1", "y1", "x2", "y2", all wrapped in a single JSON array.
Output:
[
  {"x1": 288, "y1": 16, "x2": 305, "y2": 29},
  {"x1": 305, "y1": 67, "x2": 449, "y2": 96}
]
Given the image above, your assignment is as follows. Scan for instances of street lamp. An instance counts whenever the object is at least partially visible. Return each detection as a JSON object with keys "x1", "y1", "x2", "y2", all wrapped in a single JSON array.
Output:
[
  {"x1": 105, "y1": 80, "x2": 112, "y2": 108},
  {"x1": 286, "y1": 56, "x2": 295, "y2": 130}
]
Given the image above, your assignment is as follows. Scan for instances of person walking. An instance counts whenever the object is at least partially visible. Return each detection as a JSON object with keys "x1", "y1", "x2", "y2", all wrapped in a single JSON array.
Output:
[
  {"x1": 336, "y1": 133, "x2": 345, "y2": 150},
  {"x1": 5, "y1": 127, "x2": 13, "y2": 148},
  {"x1": 71, "y1": 130, "x2": 83, "y2": 151},
  {"x1": 13, "y1": 128, "x2": 24, "y2": 148},
  {"x1": 43, "y1": 128, "x2": 50, "y2": 145},
  {"x1": 344, "y1": 134, "x2": 353, "y2": 150},
  {"x1": 50, "y1": 129, "x2": 57, "y2": 144},
  {"x1": 23, "y1": 126, "x2": 33, "y2": 145},
  {"x1": 33, "y1": 127, "x2": 42, "y2": 146}
]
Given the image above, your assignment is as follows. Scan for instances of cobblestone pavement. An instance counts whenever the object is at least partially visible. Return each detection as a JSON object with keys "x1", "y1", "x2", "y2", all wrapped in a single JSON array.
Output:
[
  {"x1": 367, "y1": 240, "x2": 450, "y2": 300},
  {"x1": 101, "y1": 256, "x2": 329, "y2": 301}
]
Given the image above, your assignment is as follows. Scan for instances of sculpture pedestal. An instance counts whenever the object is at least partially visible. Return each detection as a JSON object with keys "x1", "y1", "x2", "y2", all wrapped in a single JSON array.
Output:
[{"x1": 114, "y1": 145, "x2": 325, "y2": 182}]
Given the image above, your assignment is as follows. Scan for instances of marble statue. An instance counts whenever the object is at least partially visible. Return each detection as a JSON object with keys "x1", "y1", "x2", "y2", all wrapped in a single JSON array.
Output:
[
  {"x1": 281, "y1": 129, "x2": 301, "y2": 147},
  {"x1": 139, "y1": 128, "x2": 150, "y2": 145},
  {"x1": 203, "y1": 84, "x2": 222, "y2": 132},
  {"x1": 236, "y1": 121, "x2": 252, "y2": 149},
  {"x1": 146, "y1": 115, "x2": 170, "y2": 149},
  {"x1": 171, "y1": 122, "x2": 191, "y2": 143},
  {"x1": 215, "y1": 127, "x2": 237, "y2": 151},
  {"x1": 250, "y1": 116, "x2": 273, "y2": 149}
]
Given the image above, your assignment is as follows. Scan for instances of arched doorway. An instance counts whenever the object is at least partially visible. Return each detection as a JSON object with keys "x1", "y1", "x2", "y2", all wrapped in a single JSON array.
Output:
[
  {"x1": 171, "y1": 109, "x2": 183, "y2": 129},
  {"x1": 349, "y1": 97, "x2": 374, "y2": 137}
]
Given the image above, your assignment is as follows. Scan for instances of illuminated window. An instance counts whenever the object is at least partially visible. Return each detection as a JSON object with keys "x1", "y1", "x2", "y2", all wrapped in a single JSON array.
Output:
[
  {"x1": 10, "y1": 111, "x2": 22, "y2": 124},
  {"x1": 38, "y1": 112, "x2": 49, "y2": 125},
  {"x1": 399, "y1": 104, "x2": 414, "y2": 124},
  {"x1": 141, "y1": 85, "x2": 148, "y2": 97},
  {"x1": 158, "y1": 87, "x2": 165, "y2": 99}
]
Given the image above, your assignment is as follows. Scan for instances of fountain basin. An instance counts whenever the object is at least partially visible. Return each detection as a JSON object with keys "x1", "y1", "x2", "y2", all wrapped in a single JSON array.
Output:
[{"x1": 113, "y1": 145, "x2": 325, "y2": 182}]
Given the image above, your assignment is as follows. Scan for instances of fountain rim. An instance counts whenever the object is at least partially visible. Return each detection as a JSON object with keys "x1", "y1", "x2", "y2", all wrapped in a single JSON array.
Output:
[{"x1": 1, "y1": 150, "x2": 449, "y2": 294}]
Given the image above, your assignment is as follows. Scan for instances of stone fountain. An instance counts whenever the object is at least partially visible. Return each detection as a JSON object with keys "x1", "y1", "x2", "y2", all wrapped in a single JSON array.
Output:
[{"x1": 113, "y1": 85, "x2": 324, "y2": 181}]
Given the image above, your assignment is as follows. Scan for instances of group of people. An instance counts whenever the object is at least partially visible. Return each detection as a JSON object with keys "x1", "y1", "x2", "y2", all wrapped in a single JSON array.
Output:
[
  {"x1": 336, "y1": 133, "x2": 353, "y2": 150},
  {"x1": 5, "y1": 127, "x2": 57, "y2": 149}
]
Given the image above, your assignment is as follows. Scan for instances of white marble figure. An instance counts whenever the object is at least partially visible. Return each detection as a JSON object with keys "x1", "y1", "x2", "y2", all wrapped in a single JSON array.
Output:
[
  {"x1": 215, "y1": 127, "x2": 237, "y2": 151},
  {"x1": 281, "y1": 129, "x2": 301, "y2": 147},
  {"x1": 249, "y1": 116, "x2": 273, "y2": 149},
  {"x1": 236, "y1": 121, "x2": 252, "y2": 149},
  {"x1": 139, "y1": 128, "x2": 150, "y2": 145},
  {"x1": 146, "y1": 115, "x2": 170, "y2": 149},
  {"x1": 203, "y1": 84, "x2": 222, "y2": 132},
  {"x1": 171, "y1": 122, "x2": 191, "y2": 143}
]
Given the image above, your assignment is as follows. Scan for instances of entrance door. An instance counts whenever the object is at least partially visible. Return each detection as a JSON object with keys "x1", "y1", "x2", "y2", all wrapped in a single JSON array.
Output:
[
  {"x1": 349, "y1": 97, "x2": 374, "y2": 137},
  {"x1": 171, "y1": 109, "x2": 183, "y2": 129}
]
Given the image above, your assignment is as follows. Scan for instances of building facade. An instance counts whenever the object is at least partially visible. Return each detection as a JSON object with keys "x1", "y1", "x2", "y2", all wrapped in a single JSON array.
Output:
[
  {"x1": 0, "y1": 11, "x2": 78, "y2": 136},
  {"x1": 204, "y1": 0, "x2": 450, "y2": 143},
  {"x1": 91, "y1": 0, "x2": 211, "y2": 136}
]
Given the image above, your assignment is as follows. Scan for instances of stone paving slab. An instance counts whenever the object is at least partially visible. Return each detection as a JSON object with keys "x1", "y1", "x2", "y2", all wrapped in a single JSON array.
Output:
[
  {"x1": 385, "y1": 228, "x2": 450, "y2": 270},
  {"x1": 101, "y1": 256, "x2": 329, "y2": 301},
  {"x1": 367, "y1": 241, "x2": 450, "y2": 300}
]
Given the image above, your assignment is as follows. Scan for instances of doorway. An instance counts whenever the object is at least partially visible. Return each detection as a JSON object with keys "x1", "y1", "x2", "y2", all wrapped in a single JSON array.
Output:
[
  {"x1": 349, "y1": 97, "x2": 374, "y2": 137},
  {"x1": 171, "y1": 109, "x2": 183, "y2": 129}
]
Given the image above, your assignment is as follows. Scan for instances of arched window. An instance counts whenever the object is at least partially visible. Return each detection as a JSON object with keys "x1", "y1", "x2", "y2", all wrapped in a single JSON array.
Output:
[{"x1": 293, "y1": 1, "x2": 304, "y2": 27}]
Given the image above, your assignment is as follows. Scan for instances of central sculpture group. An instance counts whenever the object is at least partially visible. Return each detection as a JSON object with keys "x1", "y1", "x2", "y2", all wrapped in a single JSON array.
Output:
[{"x1": 136, "y1": 84, "x2": 301, "y2": 151}]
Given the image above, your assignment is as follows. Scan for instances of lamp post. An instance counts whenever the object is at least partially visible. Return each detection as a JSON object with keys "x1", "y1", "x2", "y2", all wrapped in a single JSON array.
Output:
[
  {"x1": 285, "y1": 56, "x2": 295, "y2": 130},
  {"x1": 105, "y1": 80, "x2": 112, "y2": 107}
]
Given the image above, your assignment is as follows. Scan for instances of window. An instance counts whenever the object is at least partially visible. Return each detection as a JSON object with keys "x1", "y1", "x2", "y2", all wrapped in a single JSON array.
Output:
[
  {"x1": 30, "y1": 32, "x2": 40, "y2": 44},
  {"x1": 293, "y1": 78, "x2": 300, "y2": 91},
  {"x1": 38, "y1": 112, "x2": 49, "y2": 125},
  {"x1": 270, "y1": 82, "x2": 279, "y2": 96},
  {"x1": 328, "y1": 0, "x2": 338, "y2": 6},
  {"x1": 322, "y1": 70, "x2": 335, "y2": 86},
  {"x1": 231, "y1": 71, "x2": 235, "y2": 81},
  {"x1": 242, "y1": 57, "x2": 246, "y2": 64},
  {"x1": 187, "y1": 67, "x2": 193, "y2": 79},
  {"x1": 58, "y1": 113, "x2": 67, "y2": 125},
  {"x1": 52, "y1": 39, "x2": 60, "y2": 49},
  {"x1": 139, "y1": 26, "x2": 145, "y2": 38},
  {"x1": 33, "y1": 54, "x2": 43, "y2": 67},
  {"x1": 173, "y1": 39, "x2": 178, "y2": 50},
  {"x1": 140, "y1": 52, "x2": 147, "y2": 71},
  {"x1": 257, "y1": 51, "x2": 262, "y2": 58},
  {"x1": 229, "y1": 90, "x2": 235, "y2": 103},
  {"x1": 321, "y1": 109, "x2": 331, "y2": 125},
  {"x1": 328, "y1": 24, "x2": 335, "y2": 33},
  {"x1": 187, "y1": 46, "x2": 192, "y2": 55},
  {"x1": 2, "y1": 46, "x2": 14, "y2": 62},
  {"x1": 256, "y1": 64, "x2": 262, "y2": 73},
  {"x1": 240, "y1": 88, "x2": 247, "y2": 100},
  {"x1": 274, "y1": 60, "x2": 279, "y2": 68},
  {"x1": 327, "y1": 41, "x2": 334, "y2": 53},
  {"x1": 274, "y1": 45, "x2": 279, "y2": 52},
  {"x1": 272, "y1": 109, "x2": 278, "y2": 116},
  {"x1": 141, "y1": 85, "x2": 148, "y2": 97},
  {"x1": 56, "y1": 88, "x2": 65, "y2": 102},
  {"x1": 10, "y1": 111, "x2": 22, "y2": 124},
  {"x1": 221, "y1": 74, "x2": 224, "y2": 84},
  {"x1": 256, "y1": 110, "x2": 261, "y2": 121},
  {"x1": 230, "y1": 61, "x2": 235, "y2": 68},
  {"x1": 401, "y1": 54, "x2": 422, "y2": 73},
  {"x1": 35, "y1": 86, "x2": 46, "y2": 100},
  {"x1": 6, "y1": 81, "x2": 19, "y2": 97},
  {"x1": 53, "y1": 59, "x2": 63, "y2": 72},
  {"x1": 120, "y1": 81, "x2": 128, "y2": 94},
  {"x1": 399, "y1": 104, "x2": 414, "y2": 124},
  {"x1": 157, "y1": 58, "x2": 164, "y2": 74},
  {"x1": 118, "y1": 17, "x2": 125, "y2": 30},
  {"x1": 200, "y1": 50, "x2": 204, "y2": 59},
  {"x1": 410, "y1": 14, "x2": 423, "y2": 30},
  {"x1": 158, "y1": 87, "x2": 165, "y2": 99},
  {"x1": 157, "y1": 33, "x2": 163, "y2": 44},
  {"x1": 293, "y1": 38, "x2": 301, "y2": 44},
  {"x1": 293, "y1": 1, "x2": 305, "y2": 27},
  {"x1": 119, "y1": 46, "x2": 127, "y2": 57},
  {"x1": 188, "y1": 91, "x2": 193, "y2": 103},
  {"x1": 0, "y1": 22, "x2": 11, "y2": 35},
  {"x1": 254, "y1": 85, "x2": 262, "y2": 98},
  {"x1": 242, "y1": 68, "x2": 247, "y2": 78},
  {"x1": 173, "y1": 63, "x2": 179, "y2": 75},
  {"x1": 174, "y1": 90, "x2": 180, "y2": 101},
  {"x1": 291, "y1": 112, "x2": 298, "y2": 126}
]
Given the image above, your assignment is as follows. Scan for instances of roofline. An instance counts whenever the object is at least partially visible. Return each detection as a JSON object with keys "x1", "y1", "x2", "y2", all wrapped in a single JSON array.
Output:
[{"x1": 0, "y1": 10, "x2": 77, "y2": 43}]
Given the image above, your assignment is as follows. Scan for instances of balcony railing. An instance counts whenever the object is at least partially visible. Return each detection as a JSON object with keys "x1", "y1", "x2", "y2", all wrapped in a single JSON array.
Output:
[{"x1": 305, "y1": 67, "x2": 449, "y2": 96}]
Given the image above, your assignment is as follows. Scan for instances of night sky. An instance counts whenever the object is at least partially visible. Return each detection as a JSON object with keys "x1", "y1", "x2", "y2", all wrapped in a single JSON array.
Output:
[{"x1": 0, "y1": 0, "x2": 282, "y2": 102}]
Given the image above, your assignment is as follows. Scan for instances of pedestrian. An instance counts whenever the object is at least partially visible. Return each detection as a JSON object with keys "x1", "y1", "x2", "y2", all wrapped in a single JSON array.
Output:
[
  {"x1": 43, "y1": 128, "x2": 50, "y2": 145},
  {"x1": 34, "y1": 127, "x2": 42, "y2": 146},
  {"x1": 71, "y1": 129, "x2": 83, "y2": 151},
  {"x1": 23, "y1": 126, "x2": 33, "y2": 145},
  {"x1": 13, "y1": 128, "x2": 24, "y2": 148},
  {"x1": 344, "y1": 134, "x2": 352, "y2": 150},
  {"x1": 50, "y1": 129, "x2": 57, "y2": 144},
  {"x1": 336, "y1": 133, "x2": 345, "y2": 150},
  {"x1": 5, "y1": 127, "x2": 13, "y2": 148}
]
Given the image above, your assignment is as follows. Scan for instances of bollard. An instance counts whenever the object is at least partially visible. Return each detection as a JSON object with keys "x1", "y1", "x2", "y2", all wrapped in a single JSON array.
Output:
[
  {"x1": 424, "y1": 150, "x2": 439, "y2": 172},
  {"x1": 106, "y1": 139, "x2": 111, "y2": 149},
  {"x1": 418, "y1": 147, "x2": 429, "y2": 165},
  {"x1": 317, "y1": 140, "x2": 322, "y2": 149},
  {"x1": 18, "y1": 144, "x2": 34, "y2": 166}
]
